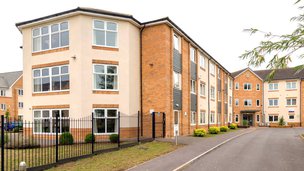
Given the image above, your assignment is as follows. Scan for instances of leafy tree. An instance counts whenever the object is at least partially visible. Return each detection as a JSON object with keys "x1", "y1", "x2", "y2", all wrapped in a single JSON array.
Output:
[{"x1": 240, "y1": 0, "x2": 304, "y2": 80}]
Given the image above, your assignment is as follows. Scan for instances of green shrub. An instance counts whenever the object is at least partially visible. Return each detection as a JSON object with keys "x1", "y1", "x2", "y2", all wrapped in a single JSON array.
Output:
[
  {"x1": 193, "y1": 129, "x2": 207, "y2": 137},
  {"x1": 242, "y1": 120, "x2": 248, "y2": 126},
  {"x1": 220, "y1": 126, "x2": 229, "y2": 132},
  {"x1": 208, "y1": 127, "x2": 220, "y2": 134},
  {"x1": 279, "y1": 116, "x2": 286, "y2": 126},
  {"x1": 229, "y1": 123, "x2": 237, "y2": 129},
  {"x1": 109, "y1": 134, "x2": 119, "y2": 143},
  {"x1": 59, "y1": 132, "x2": 74, "y2": 145},
  {"x1": 85, "y1": 133, "x2": 95, "y2": 143}
]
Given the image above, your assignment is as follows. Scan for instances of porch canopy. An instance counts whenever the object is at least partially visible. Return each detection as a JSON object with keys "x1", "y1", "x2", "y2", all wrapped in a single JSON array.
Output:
[{"x1": 240, "y1": 110, "x2": 260, "y2": 113}]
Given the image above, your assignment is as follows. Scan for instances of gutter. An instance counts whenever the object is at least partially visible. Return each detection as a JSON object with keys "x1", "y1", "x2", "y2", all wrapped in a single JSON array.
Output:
[{"x1": 140, "y1": 24, "x2": 146, "y2": 136}]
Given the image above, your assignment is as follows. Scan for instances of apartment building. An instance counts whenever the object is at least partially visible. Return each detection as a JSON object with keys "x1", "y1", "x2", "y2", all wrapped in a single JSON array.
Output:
[
  {"x1": 0, "y1": 71, "x2": 23, "y2": 120},
  {"x1": 16, "y1": 7, "x2": 233, "y2": 138},
  {"x1": 232, "y1": 68, "x2": 304, "y2": 127}
]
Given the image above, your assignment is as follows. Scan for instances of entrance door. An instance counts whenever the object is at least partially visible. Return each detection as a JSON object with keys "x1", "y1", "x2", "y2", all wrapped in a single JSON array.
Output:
[
  {"x1": 173, "y1": 110, "x2": 180, "y2": 136},
  {"x1": 243, "y1": 114, "x2": 253, "y2": 126}
]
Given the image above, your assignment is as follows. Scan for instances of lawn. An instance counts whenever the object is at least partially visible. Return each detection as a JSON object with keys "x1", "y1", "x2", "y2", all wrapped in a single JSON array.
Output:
[{"x1": 47, "y1": 141, "x2": 179, "y2": 171}]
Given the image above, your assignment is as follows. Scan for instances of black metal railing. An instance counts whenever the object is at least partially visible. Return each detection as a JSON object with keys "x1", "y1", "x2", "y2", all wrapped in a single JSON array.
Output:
[{"x1": 0, "y1": 111, "x2": 152, "y2": 171}]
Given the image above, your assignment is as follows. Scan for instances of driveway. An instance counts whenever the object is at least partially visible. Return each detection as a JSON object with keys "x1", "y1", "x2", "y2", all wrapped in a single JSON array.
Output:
[{"x1": 183, "y1": 128, "x2": 304, "y2": 171}]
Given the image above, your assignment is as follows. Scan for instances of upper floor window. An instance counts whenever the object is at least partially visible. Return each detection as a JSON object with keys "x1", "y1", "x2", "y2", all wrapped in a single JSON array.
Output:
[
  {"x1": 94, "y1": 64, "x2": 118, "y2": 90},
  {"x1": 269, "y1": 98, "x2": 279, "y2": 107},
  {"x1": 210, "y1": 62, "x2": 215, "y2": 76},
  {"x1": 33, "y1": 65, "x2": 69, "y2": 93},
  {"x1": 173, "y1": 34, "x2": 180, "y2": 52},
  {"x1": 190, "y1": 80, "x2": 196, "y2": 94},
  {"x1": 256, "y1": 84, "x2": 260, "y2": 91},
  {"x1": 0, "y1": 104, "x2": 6, "y2": 111},
  {"x1": 190, "y1": 47, "x2": 196, "y2": 63},
  {"x1": 235, "y1": 99, "x2": 239, "y2": 106},
  {"x1": 210, "y1": 111, "x2": 215, "y2": 123},
  {"x1": 93, "y1": 20, "x2": 118, "y2": 47},
  {"x1": 217, "y1": 68, "x2": 221, "y2": 79},
  {"x1": 256, "y1": 99, "x2": 260, "y2": 106},
  {"x1": 269, "y1": 83, "x2": 278, "y2": 91},
  {"x1": 200, "y1": 82, "x2": 206, "y2": 96},
  {"x1": 244, "y1": 99, "x2": 252, "y2": 107},
  {"x1": 286, "y1": 82, "x2": 296, "y2": 90},
  {"x1": 0, "y1": 90, "x2": 5, "y2": 96},
  {"x1": 32, "y1": 22, "x2": 69, "y2": 52},
  {"x1": 244, "y1": 83, "x2": 252, "y2": 90},
  {"x1": 286, "y1": 98, "x2": 296, "y2": 106},
  {"x1": 18, "y1": 102, "x2": 24, "y2": 109},
  {"x1": 173, "y1": 71, "x2": 181, "y2": 90},
  {"x1": 210, "y1": 86, "x2": 215, "y2": 100},
  {"x1": 235, "y1": 114, "x2": 239, "y2": 122},
  {"x1": 199, "y1": 54, "x2": 205, "y2": 69},
  {"x1": 235, "y1": 82, "x2": 239, "y2": 90},
  {"x1": 18, "y1": 89, "x2": 23, "y2": 96}
]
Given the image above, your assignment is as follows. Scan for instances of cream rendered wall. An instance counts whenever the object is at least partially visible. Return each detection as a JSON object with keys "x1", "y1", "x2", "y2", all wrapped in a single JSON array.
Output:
[
  {"x1": 264, "y1": 79, "x2": 301, "y2": 123},
  {"x1": 209, "y1": 61, "x2": 217, "y2": 124},
  {"x1": 21, "y1": 14, "x2": 141, "y2": 128},
  {"x1": 198, "y1": 53, "x2": 208, "y2": 126}
]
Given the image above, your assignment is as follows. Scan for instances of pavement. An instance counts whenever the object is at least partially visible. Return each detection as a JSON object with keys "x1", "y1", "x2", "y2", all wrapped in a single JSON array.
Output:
[
  {"x1": 183, "y1": 127, "x2": 304, "y2": 171},
  {"x1": 128, "y1": 128, "x2": 255, "y2": 171}
]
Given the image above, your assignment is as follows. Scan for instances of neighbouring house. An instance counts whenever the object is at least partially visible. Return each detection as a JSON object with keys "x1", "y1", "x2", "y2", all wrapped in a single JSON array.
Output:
[
  {"x1": 0, "y1": 71, "x2": 23, "y2": 120},
  {"x1": 232, "y1": 68, "x2": 304, "y2": 127}
]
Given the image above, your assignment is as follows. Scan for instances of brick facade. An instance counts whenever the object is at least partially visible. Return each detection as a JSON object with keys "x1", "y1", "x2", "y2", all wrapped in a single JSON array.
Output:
[{"x1": 301, "y1": 80, "x2": 304, "y2": 127}]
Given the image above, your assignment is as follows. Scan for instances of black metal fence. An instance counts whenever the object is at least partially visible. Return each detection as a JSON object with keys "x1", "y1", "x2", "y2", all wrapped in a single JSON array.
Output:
[{"x1": 0, "y1": 111, "x2": 153, "y2": 171}]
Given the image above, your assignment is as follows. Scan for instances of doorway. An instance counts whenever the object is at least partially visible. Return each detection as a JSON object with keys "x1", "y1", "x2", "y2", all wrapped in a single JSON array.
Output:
[{"x1": 242, "y1": 113, "x2": 253, "y2": 126}]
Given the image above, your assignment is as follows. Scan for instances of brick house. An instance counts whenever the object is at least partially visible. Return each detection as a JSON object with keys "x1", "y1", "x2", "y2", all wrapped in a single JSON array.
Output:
[{"x1": 0, "y1": 71, "x2": 23, "y2": 120}]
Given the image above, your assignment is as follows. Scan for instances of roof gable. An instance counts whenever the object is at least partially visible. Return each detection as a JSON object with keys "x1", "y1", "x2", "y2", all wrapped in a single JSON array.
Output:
[{"x1": 0, "y1": 71, "x2": 22, "y2": 88}]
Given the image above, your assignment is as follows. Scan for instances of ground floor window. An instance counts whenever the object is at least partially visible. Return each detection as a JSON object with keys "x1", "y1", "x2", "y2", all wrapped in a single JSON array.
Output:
[
  {"x1": 199, "y1": 111, "x2": 205, "y2": 125},
  {"x1": 235, "y1": 114, "x2": 239, "y2": 123},
  {"x1": 256, "y1": 115, "x2": 260, "y2": 122},
  {"x1": 33, "y1": 109, "x2": 70, "y2": 134},
  {"x1": 190, "y1": 111, "x2": 196, "y2": 125},
  {"x1": 210, "y1": 112, "x2": 215, "y2": 124},
  {"x1": 93, "y1": 108, "x2": 118, "y2": 134},
  {"x1": 269, "y1": 115, "x2": 278, "y2": 122},
  {"x1": 289, "y1": 115, "x2": 294, "y2": 120}
]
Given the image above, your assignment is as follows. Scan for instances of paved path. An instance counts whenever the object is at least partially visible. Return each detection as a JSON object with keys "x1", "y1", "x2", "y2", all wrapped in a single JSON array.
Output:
[
  {"x1": 184, "y1": 128, "x2": 304, "y2": 171},
  {"x1": 129, "y1": 128, "x2": 255, "y2": 171}
]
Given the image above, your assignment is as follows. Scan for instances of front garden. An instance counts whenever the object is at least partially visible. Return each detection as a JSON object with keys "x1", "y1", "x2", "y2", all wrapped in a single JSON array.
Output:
[{"x1": 193, "y1": 123, "x2": 238, "y2": 138}]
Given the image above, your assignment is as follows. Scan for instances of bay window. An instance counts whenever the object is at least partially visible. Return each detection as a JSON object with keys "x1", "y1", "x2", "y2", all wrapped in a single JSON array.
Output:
[
  {"x1": 94, "y1": 108, "x2": 118, "y2": 134},
  {"x1": 93, "y1": 64, "x2": 118, "y2": 90},
  {"x1": 93, "y1": 20, "x2": 118, "y2": 47}
]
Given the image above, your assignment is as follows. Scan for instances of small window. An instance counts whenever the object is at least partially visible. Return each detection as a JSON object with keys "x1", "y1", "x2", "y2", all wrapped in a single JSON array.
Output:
[
  {"x1": 18, "y1": 102, "x2": 24, "y2": 109},
  {"x1": 0, "y1": 90, "x2": 5, "y2": 96},
  {"x1": 244, "y1": 99, "x2": 252, "y2": 107},
  {"x1": 199, "y1": 54, "x2": 205, "y2": 69},
  {"x1": 235, "y1": 99, "x2": 239, "y2": 106},
  {"x1": 286, "y1": 82, "x2": 296, "y2": 90},
  {"x1": 257, "y1": 115, "x2": 260, "y2": 122},
  {"x1": 269, "y1": 115, "x2": 279, "y2": 122},
  {"x1": 18, "y1": 89, "x2": 23, "y2": 96},
  {"x1": 286, "y1": 98, "x2": 296, "y2": 106},
  {"x1": 200, "y1": 82, "x2": 206, "y2": 96},
  {"x1": 0, "y1": 104, "x2": 6, "y2": 111},
  {"x1": 256, "y1": 84, "x2": 260, "y2": 91},
  {"x1": 190, "y1": 111, "x2": 196, "y2": 125},
  {"x1": 256, "y1": 99, "x2": 260, "y2": 107},
  {"x1": 210, "y1": 62, "x2": 215, "y2": 75},
  {"x1": 235, "y1": 82, "x2": 239, "y2": 90},
  {"x1": 210, "y1": 86, "x2": 215, "y2": 100},
  {"x1": 210, "y1": 112, "x2": 215, "y2": 123},
  {"x1": 235, "y1": 114, "x2": 239, "y2": 123},
  {"x1": 199, "y1": 111, "x2": 206, "y2": 124},
  {"x1": 173, "y1": 71, "x2": 182, "y2": 90},
  {"x1": 269, "y1": 83, "x2": 278, "y2": 91},
  {"x1": 191, "y1": 80, "x2": 196, "y2": 94},
  {"x1": 173, "y1": 34, "x2": 180, "y2": 51},
  {"x1": 190, "y1": 47, "x2": 196, "y2": 63},
  {"x1": 269, "y1": 99, "x2": 279, "y2": 107},
  {"x1": 289, "y1": 115, "x2": 294, "y2": 120},
  {"x1": 244, "y1": 83, "x2": 252, "y2": 90}
]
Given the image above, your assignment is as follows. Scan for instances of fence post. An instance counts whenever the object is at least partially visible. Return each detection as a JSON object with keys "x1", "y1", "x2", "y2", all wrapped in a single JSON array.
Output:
[
  {"x1": 137, "y1": 111, "x2": 140, "y2": 143},
  {"x1": 163, "y1": 113, "x2": 166, "y2": 138},
  {"x1": 1, "y1": 115, "x2": 4, "y2": 171},
  {"x1": 55, "y1": 113, "x2": 59, "y2": 163},
  {"x1": 152, "y1": 112, "x2": 155, "y2": 139},
  {"x1": 91, "y1": 112, "x2": 94, "y2": 154},
  {"x1": 118, "y1": 111, "x2": 120, "y2": 148}
]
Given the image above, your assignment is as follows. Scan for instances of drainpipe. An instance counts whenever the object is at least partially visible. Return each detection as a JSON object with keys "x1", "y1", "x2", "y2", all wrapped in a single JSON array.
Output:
[
  {"x1": 262, "y1": 81, "x2": 265, "y2": 125},
  {"x1": 208, "y1": 58, "x2": 210, "y2": 129},
  {"x1": 140, "y1": 24, "x2": 146, "y2": 136}
]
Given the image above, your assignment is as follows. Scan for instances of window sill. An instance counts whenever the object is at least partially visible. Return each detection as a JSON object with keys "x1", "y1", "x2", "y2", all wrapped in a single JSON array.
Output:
[
  {"x1": 286, "y1": 89, "x2": 297, "y2": 91},
  {"x1": 92, "y1": 45, "x2": 119, "y2": 51},
  {"x1": 32, "y1": 47, "x2": 69, "y2": 56},
  {"x1": 200, "y1": 95, "x2": 206, "y2": 99},
  {"x1": 93, "y1": 90, "x2": 119, "y2": 94},
  {"x1": 268, "y1": 106, "x2": 279, "y2": 108},
  {"x1": 268, "y1": 90, "x2": 279, "y2": 92},
  {"x1": 32, "y1": 91, "x2": 69, "y2": 96},
  {"x1": 200, "y1": 67, "x2": 206, "y2": 71}
]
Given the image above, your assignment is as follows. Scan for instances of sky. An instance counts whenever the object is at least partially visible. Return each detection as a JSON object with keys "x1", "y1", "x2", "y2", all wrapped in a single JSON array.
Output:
[{"x1": 0, "y1": 0, "x2": 302, "y2": 73}]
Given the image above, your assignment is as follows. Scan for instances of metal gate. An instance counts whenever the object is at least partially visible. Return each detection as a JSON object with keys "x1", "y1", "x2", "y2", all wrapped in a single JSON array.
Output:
[{"x1": 152, "y1": 112, "x2": 166, "y2": 139}]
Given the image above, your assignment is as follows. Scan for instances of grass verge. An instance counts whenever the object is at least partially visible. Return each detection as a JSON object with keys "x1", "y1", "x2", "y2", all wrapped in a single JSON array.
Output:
[{"x1": 47, "y1": 141, "x2": 179, "y2": 171}]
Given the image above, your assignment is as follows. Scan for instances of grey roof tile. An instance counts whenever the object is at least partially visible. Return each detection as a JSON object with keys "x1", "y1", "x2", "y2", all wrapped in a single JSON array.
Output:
[{"x1": 0, "y1": 71, "x2": 22, "y2": 88}]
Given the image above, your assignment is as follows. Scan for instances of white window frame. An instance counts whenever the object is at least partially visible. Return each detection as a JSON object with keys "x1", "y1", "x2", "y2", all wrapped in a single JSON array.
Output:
[
  {"x1": 93, "y1": 108, "x2": 118, "y2": 135},
  {"x1": 268, "y1": 115, "x2": 279, "y2": 122},
  {"x1": 18, "y1": 102, "x2": 23, "y2": 109},
  {"x1": 244, "y1": 99, "x2": 252, "y2": 107},
  {"x1": 93, "y1": 64, "x2": 119, "y2": 91},
  {"x1": 269, "y1": 83, "x2": 279, "y2": 91},
  {"x1": 235, "y1": 99, "x2": 239, "y2": 106},
  {"x1": 268, "y1": 99, "x2": 279, "y2": 107},
  {"x1": 235, "y1": 82, "x2": 239, "y2": 90},
  {"x1": 191, "y1": 80, "x2": 196, "y2": 94},
  {"x1": 32, "y1": 21, "x2": 69, "y2": 52},
  {"x1": 243, "y1": 83, "x2": 252, "y2": 90},
  {"x1": 256, "y1": 99, "x2": 260, "y2": 107},
  {"x1": 199, "y1": 53, "x2": 205, "y2": 69},
  {"x1": 210, "y1": 86, "x2": 215, "y2": 100},
  {"x1": 256, "y1": 84, "x2": 260, "y2": 91},
  {"x1": 0, "y1": 90, "x2": 5, "y2": 96},
  {"x1": 18, "y1": 89, "x2": 23, "y2": 96},
  {"x1": 286, "y1": 98, "x2": 296, "y2": 106},
  {"x1": 190, "y1": 111, "x2": 196, "y2": 125},
  {"x1": 286, "y1": 82, "x2": 296, "y2": 90},
  {"x1": 93, "y1": 19, "x2": 118, "y2": 48},
  {"x1": 0, "y1": 104, "x2": 6, "y2": 111},
  {"x1": 173, "y1": 33, "x2": 180, "y2": 52},
  {"x1": 200, "y1": 82, "x2": 206, "y2": 96},
  {"x1": 173, "y1": 71, "x2": 182, "y2": 90},
  {"x1": 210, "y1": 62, "x2": 215, "y2": 76},
  {"x1": 210, "y1": 112, "x2": 215, "y2": 124},
  {"x1": 190, "y1": 47, "x2": 196, "y2": 63},
  {"x1": 33, "y1": 65, "x2": 70, "y2": 93},
  {"x1": 198, "y1": 111, "x2": 206, "y2": 125}
]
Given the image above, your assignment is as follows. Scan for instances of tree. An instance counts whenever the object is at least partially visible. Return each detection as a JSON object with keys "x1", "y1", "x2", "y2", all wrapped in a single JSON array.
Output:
[
  {"x1": 240, "y1": 0, "x2": 304, "y2": 80},
  {"x1": 5, "y1": 108, "x2": 10, "y2": 121}
]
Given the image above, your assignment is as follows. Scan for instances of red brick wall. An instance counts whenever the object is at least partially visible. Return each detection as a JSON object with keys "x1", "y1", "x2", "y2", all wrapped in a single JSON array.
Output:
[{"x1": 301, "y1": 80, "x2": 304, "y2": 127}]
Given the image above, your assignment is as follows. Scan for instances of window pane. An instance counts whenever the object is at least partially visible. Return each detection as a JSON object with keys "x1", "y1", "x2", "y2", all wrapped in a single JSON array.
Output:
[
  {"x1": 61, "y1": 119, "x2": 70, "y2": 133},
  {"x1": 34, "y1": 78, "x2": 41, "y2": 92},
  {"x1": 61, "y1": 66, "x2": 69, "y2": 74},
  {"x1": 61, "y1": 75, "x2": 70, "y2": 90},
  {"x1": 34, "y1": 120, "x2": 42, "y2": 133},
  {"x1": 42, "y1": 68, "x2": 49, "y2": 76},
  {"x1": 95, "y1": 119, "x2": 105, "y2": 133},
  {"x1": 60, "y1": 22, "x2": 68, "y2": 30},
  {"x1": 94, "y1": 74, "x2": 105, "y2": 89},
  {"x1": 34, "y1": 111, "x2": 41, "y2": 118},
  {"x1": 52, "y1": 67, "x2": 59, "y2": 75},
  {"x1": 52, "y1": 76, "x2": 60, "y2": 91},
  {"x1": 274, "y1": 116, "x2": 278, "y2": 121},
  {"x1": 34, "y1": 70, "x2": 41, "y2": 77},
  {"x1": 52, "y1": 110, "x2": 60, "y2": 117},
  {"x1": 60, "y1": 31, "x2": 69, "y2": 46},
  {"x1": 42, "y1": 110, "x2": 50, "y2": 117},
  {"x1": 62, "y1": 110, "x2": 69, "y2": 117},
  {"x1": 51, "y1": 33, "x2": 60, "y2": 48},
  {"x1": 107, "y1": 22, "x2": 117, "y2": 31},
  {"x1": 51, "y1": 24, "x2": 59, "y2": 32},
  {"x1": 33, "y1": 28, "x2": 40, "y2": 36},
  {"x1": 106, "y1": 75, "x2": 118, "y2": 90},
  {"x1": 42, "y1": 119, "x2": 51, "y2": 133},
  {"x1": 94, "y1": 30, "x2": 105, "y2": 45},
  {"x1": 107, "y1": 66, "x2": 117, "y2": 74},
  {"x1": 106, "y1": 31, "x2": 117, "y2": 47},
  {"x1": 94, "y1": 20, "x2": 104, "y2": 29},
  {"x1": 42, "y1": 77, "x2": 50, "y2": 91},
  {"x1": 94, "y1": 65, "x2": 105, "y2": 73},
  {"x1": 107, "y1": 110, "x2": 117, "y2": 117},
  {"x1": 42, "y1": 35, "x2": 49, "y2": 50},
  {"x1": 107, "y1": 119, "x2": 117, "y2": 133},
  {"x1": 33, "y1": 37, "x2": 41, "y2": 52},
  {"x1": 174, "y1": 35, "x2": 179, "y2": 50},
  {"x1": 95, "y1": 109, "x2": 105, "y2": 117},
  {"x1": 41, "y1": 26, "x2": 49, "y2": 34}
]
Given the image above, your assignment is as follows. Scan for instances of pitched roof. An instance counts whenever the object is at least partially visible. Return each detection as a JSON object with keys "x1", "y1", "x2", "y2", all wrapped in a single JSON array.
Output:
[
  {"x1": 0, "y1": 71, "x2": 22, "y2": 88},
  {"x1": 232, "y1": 68, "x2": 304, "y2": 81}
]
